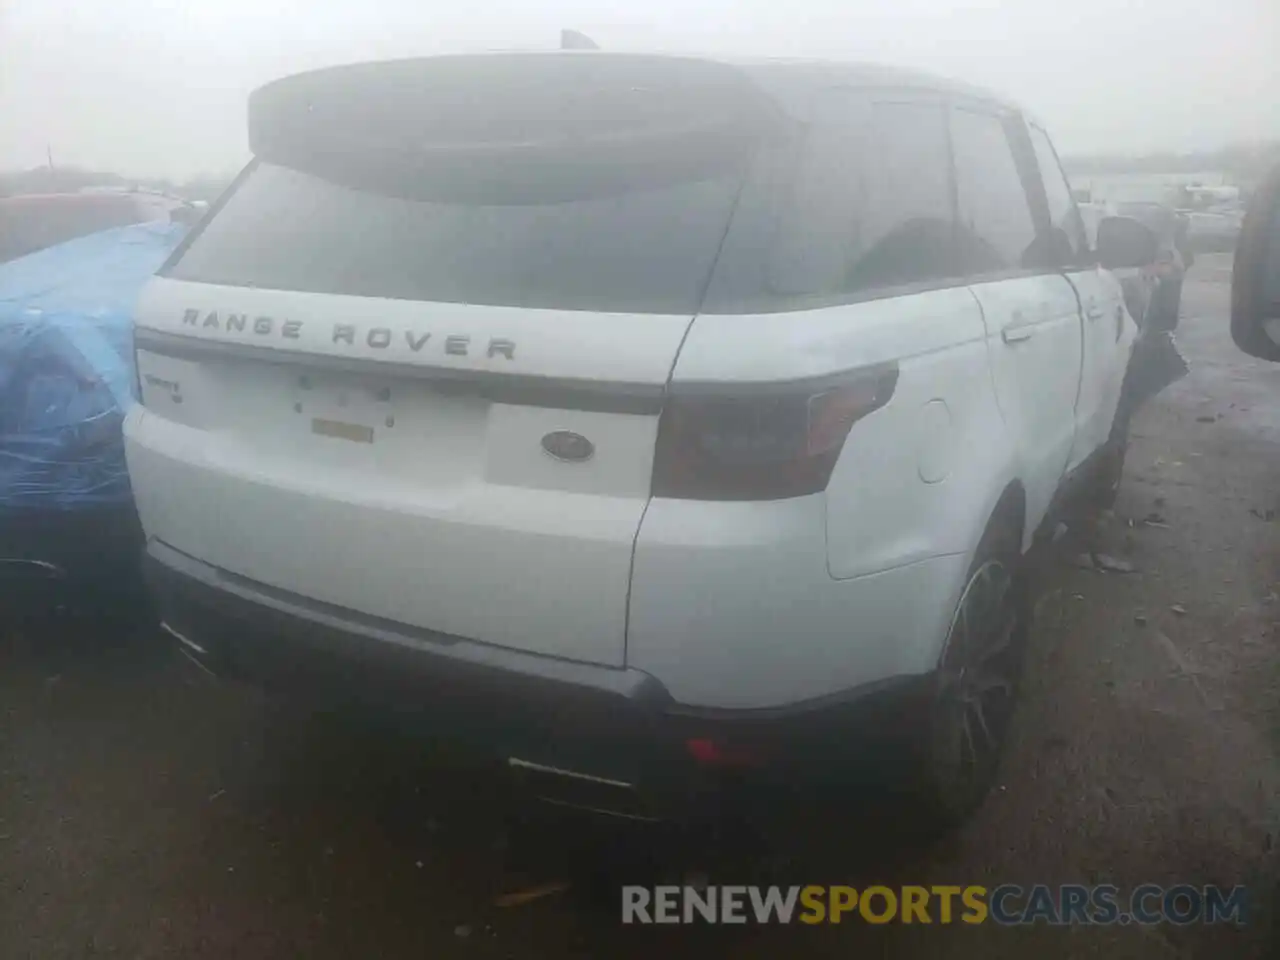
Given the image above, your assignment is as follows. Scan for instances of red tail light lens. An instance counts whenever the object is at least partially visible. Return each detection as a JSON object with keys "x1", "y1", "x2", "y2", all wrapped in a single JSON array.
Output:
[{"x1": 652, "y1": 364, "x2": 898, "y2": 500}]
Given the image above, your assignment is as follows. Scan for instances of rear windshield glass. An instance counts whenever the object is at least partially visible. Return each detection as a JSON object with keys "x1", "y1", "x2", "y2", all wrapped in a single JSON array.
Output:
[{"x1": 166, "y1": 161, "x2": 745, "y2": 315}]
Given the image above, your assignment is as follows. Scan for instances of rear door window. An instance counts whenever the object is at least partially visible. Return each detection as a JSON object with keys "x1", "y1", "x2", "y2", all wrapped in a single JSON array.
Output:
[{"x1": 950, "y1": 107, "x2": 1040, "y2": 274}]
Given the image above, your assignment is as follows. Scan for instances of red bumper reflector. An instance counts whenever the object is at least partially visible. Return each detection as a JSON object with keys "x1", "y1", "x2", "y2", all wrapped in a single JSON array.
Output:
[{"x1": 685, "y1": 737, "x2": 762, "y2": 767}]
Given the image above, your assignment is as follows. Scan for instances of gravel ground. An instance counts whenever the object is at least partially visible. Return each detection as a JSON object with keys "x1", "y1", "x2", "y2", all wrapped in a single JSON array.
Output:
[{"x1": 2, "y1": 256, "x2": 1278, "y2": 958}]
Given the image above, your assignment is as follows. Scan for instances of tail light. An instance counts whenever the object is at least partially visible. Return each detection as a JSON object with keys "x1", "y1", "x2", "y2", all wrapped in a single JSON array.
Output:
[{"x1": 652, "y1": 363, "x2": 898, "y2": 500}]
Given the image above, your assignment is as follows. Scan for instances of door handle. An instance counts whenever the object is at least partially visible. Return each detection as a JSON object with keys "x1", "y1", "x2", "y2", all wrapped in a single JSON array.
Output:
[
  {"x1": 1002, "y1": 326, "x2": 1034, "y2": 345},
  {"x1": 1085, "y1": 304, "x2": 1105, "y2": 322}
]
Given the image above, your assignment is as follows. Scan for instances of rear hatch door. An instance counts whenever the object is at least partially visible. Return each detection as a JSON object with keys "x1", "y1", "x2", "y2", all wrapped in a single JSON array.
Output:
[{"x1": 130, "y1": 54, "x2": 786, "y2": 667}]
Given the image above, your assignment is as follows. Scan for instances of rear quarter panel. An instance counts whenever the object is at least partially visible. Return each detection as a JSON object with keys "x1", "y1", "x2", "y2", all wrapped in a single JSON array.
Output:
[
  {"x1": 627, "y1": 287, "x2": 1021, "y2": 708},
  {"x1": 672, "y1": 286, "x2": 1020, "y2": 576}
]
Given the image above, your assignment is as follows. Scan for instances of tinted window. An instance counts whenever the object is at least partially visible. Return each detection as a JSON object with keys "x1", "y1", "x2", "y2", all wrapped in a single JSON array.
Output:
[
  {"x1": 950, "y1": 108, "x2": 1038, "y2": 273},
  {"x1": 1028, "y1": 125, "x2": 1087, "y2": 261},
  {"x1": 764, "y1": 97, "x2": 864, "y2": 298},
  {"x1": 171, "y1": 95, "x2": 962, "y2": 315},
  {"x1": 765, "y1": 96, "x2": 956, "y2": 300},
  {"x1": 853, "y1": 101, "x2": 956, "y2": 290},
  {"x1": 168, "y1": 161, "x2": 743, "y2": 315}
]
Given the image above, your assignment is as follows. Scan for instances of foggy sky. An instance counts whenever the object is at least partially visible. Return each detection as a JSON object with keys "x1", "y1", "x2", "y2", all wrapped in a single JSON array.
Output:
[{"x1": 2, "y1": 0, "x2": 1277, "y2": 179}]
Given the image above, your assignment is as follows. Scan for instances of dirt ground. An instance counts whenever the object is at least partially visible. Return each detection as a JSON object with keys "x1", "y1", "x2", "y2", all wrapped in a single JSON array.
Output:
[{"x1": 2, "y1": 255, "x2": 1278, "y2": 958}]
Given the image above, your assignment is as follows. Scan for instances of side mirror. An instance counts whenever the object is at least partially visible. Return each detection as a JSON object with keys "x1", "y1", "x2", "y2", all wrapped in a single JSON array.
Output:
[
  {"x1": 1230, "y1": 166, "x2": 1280, "y2": 361},
  {"x1": 1096, "y1": 215, "x2": 1160, "y2": 270}
]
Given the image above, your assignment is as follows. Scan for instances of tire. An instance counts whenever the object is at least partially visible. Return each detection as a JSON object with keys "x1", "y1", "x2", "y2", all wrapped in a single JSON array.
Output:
[{"x1": 906, "y1": 513, "x2": 1029, "y2": 834}]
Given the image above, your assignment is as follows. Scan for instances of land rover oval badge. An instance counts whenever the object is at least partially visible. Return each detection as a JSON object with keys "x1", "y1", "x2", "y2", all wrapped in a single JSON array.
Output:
[{"x1": 541, "y1": 430, "x2": 595, "y2": 463}]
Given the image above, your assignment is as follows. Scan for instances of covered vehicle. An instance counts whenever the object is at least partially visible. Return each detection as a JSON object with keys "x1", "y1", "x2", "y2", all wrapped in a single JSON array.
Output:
[{"x1": 0, "y1": 221, "x2": 186, "y2": 602}]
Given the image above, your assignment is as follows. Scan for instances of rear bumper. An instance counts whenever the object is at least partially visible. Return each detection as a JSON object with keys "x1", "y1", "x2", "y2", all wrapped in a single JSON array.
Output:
[{"x1": 144, "y1": 539, "x2": 929, "y2": 815}]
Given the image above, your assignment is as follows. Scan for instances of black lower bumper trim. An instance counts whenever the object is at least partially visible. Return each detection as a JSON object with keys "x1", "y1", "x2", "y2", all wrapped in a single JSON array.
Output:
[
  {"x1": 143, "y1": 540, "x2": 929, "y2": 807},
  {"x1": 144, "y1": 539, "x2": 668, "y2": 702}
]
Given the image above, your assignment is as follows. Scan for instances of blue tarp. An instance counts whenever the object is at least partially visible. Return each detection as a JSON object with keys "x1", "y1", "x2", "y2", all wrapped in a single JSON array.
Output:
[{"x1": 0, "y1": 222, "x2": 185, "y2": 511}]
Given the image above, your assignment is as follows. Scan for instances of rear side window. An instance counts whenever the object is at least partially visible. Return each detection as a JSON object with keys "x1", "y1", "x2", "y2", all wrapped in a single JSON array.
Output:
[
  {"x1": 850, "y1": 101, "x2": 955, "y2": 291},
  {"x1": 1028, "y1": 124, "x2": 1088, "y2": 261},
  {"x1": 950, "y1": 108, "x2": 1039, "y2": 273},
  {"x1": 745, "y1": 95, "x2": 958, "y2": 306}
]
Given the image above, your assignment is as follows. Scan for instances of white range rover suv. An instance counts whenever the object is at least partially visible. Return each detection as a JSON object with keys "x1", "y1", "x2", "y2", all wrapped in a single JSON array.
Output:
[{"x1": 125, "y1": 53, "x2": 1154, "y2": 826}]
